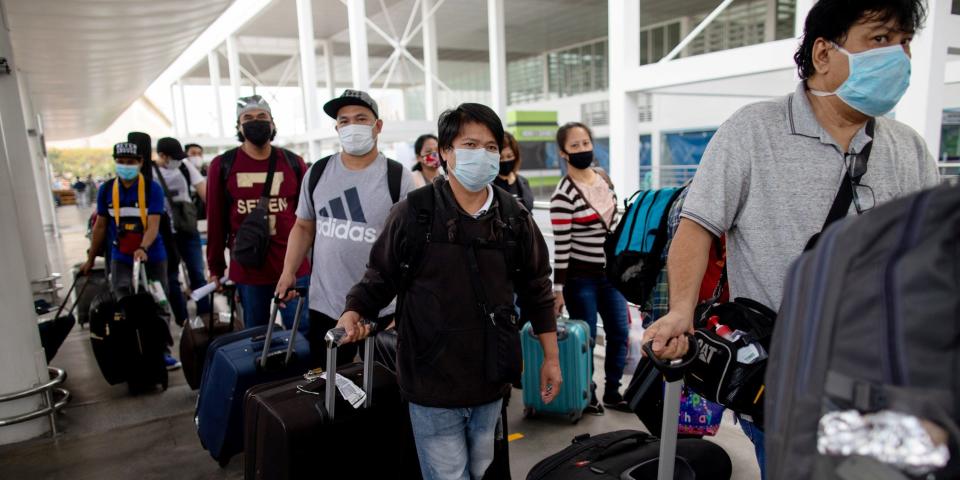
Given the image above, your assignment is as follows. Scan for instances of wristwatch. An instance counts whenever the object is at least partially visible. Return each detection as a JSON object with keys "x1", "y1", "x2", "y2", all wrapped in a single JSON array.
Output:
[{"x1": 137, "y1": 246, "x2": 148, "y2": 254}]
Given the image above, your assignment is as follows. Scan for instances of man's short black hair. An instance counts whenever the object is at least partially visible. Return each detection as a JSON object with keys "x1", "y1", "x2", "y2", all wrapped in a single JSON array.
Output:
[
  {"x1": 795, "y1": 0, "x2": 926, "y2": 80},
  {"x1": 437, "y1": 103, "x2": 504, "y2": 155},
  {"x1": 184, "y1": 143, "x2": 203, "y2": 152}
]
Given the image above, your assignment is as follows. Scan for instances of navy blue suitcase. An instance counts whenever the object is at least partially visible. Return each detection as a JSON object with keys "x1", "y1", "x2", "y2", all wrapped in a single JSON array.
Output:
[{"x1": 196, "y1": 292, "x2": 312, "y2": 466}]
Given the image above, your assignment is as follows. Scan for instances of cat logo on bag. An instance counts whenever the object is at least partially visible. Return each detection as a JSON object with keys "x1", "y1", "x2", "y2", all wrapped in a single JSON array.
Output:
[{"x1": 697, "y1": 338, "x2": 719, "y2": 364}]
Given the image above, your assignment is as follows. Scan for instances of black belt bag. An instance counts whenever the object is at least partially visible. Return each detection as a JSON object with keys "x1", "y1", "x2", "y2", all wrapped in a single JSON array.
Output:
[
  {"x1": 233, "y1": 154, "x2": 279, "y2": 268},
  {"x1": 683, "y1": 298, "x2": 776, "y2": 424}
]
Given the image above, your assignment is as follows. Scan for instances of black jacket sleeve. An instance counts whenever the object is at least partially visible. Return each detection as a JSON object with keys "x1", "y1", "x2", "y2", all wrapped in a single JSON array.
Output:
[
  {"x1": 344, "y1": 202, "x2": 408, "y2": 324},
  {"x1": 516, "y1": 212, "x2": 557, "y2": 335}
]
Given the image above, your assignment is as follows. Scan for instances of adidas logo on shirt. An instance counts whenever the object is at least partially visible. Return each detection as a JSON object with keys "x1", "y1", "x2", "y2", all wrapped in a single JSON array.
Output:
[{"x1": 316, "y1": 187, "x2": 378, "y2": 243}]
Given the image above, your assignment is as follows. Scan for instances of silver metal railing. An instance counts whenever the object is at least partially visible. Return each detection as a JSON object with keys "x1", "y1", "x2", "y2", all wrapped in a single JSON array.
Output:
[{"x1": 0, "y1": 367, "x2": 70, "y2": 436}]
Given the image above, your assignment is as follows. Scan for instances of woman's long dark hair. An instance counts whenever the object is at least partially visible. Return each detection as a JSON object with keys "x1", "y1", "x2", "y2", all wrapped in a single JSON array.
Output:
[{"x1": 412, "y1": 133, "x2": 438, "y2": 172}]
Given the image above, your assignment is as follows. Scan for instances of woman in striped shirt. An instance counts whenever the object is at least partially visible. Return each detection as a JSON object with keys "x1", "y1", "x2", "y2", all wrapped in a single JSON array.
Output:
[{"x1": 550, "y1": 122, "x2": 630, "y2": 414}]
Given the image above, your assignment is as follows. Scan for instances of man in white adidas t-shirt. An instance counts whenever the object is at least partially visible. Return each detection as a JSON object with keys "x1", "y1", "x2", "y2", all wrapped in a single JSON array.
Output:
[{"x1": 276, "y1": 90, "x2": 415, "y2": 367}]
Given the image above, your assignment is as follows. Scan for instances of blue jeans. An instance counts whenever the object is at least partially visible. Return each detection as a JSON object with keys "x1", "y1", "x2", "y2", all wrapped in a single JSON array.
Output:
[
  {"x1": 409, "y1": 399, "x2": 503, "y2": 480},
  {"x1": 563, "y1": 275, "x2": 629, "y2": 393},
  {"x1": 236, "y1": 275, "x2": 310, "y2": 334},
  {"x1": 175, "y1": 230, "x2": 210, "y2": 315},
  {"x1": 739, "y1": 417, "x2": 766, "y2": 480}
]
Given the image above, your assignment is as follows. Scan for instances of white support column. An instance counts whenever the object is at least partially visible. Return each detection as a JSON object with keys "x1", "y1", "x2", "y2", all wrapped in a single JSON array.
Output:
[
  {"x1": 15, "y1": 76, "x2": 55, "y2": 235},
  {"x1": 795, "y1": 0, "x2": 815, "y2": 39},
  {"x1": 208, "y1": 51, "x2": 225, "y2": 138},
  {"x1": 608, "y1": 0, "x2": 641, "y2": 194},
  {"x1": 0, "y1": 34, "x2": 52, "y2": 283},
  {"x1": 347, "y1": 0, "x2": 370, "y2": 90},
  {"x1": 33, "y1": 114, "x2": 58, "y2": 238},
  {"x1": 487, "y1": 0, "x2": 507, "y2": 119},
  {"x1": 896, "y1": 0, "x2": 950, "y2": 155},
  {"x1": 650, "y1": 127, "x2": 663, "y2": 189},
  {"x1": 0, "y1": 25, "x2": 51, "y2": 444},
  {"x1": 296, "y1": 0, "x2": 320, "y2": 161},
  {"x1": 421, "y1": 0, "x2": 440, "y2": 121},
  {"x1": 764, "y1": 0, "x2": 778, "y2": 42},
  {"x1": 170, "y1": 83, "x2": 182, "y2": 137},
  {"x1": 178, "y1": 80, "x2": 190, "y2": 136},
  {"x1": 226, "y1": 35, "x2": 243, "y2": 101},
  {"x1": 322, "y1": 40, "x2": 336, "y2": 100}
]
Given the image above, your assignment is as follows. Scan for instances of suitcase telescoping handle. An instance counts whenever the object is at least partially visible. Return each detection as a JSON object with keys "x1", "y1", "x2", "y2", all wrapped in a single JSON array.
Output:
[
  {"x1": 258, "y1": 287, "x2": 309, "y2": 369},
  {"x1": 641, "y1": 335, "x2": 698, "y2": 480},
  {"x1": 324, "y1": 322, "x2": 378, "y2": 421}
]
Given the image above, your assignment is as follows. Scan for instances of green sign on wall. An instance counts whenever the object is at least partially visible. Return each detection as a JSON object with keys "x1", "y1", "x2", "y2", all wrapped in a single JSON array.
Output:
[{"x1": 507, "y1": 111, "x2": 558, "y2": 142}]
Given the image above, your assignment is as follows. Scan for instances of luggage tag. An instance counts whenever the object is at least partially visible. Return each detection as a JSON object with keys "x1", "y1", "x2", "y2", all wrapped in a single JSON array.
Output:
[{"x1": 319, "y1": 372, "x2": 366, "y2": 409}]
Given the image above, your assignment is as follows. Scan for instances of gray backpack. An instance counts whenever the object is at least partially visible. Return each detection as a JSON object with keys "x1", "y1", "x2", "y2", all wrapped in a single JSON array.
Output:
[{"x1": 765, "y1": 184, "x2": 960, "y2": 479}]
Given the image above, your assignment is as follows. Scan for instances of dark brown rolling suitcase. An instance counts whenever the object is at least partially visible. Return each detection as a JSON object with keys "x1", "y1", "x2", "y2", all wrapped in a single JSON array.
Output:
[
  {"x1": 180, "y1": 287, "x2": 241, "y2": 390},
  {"x1": 243, "y1": 327, "x2": 422, "y2": 480}
]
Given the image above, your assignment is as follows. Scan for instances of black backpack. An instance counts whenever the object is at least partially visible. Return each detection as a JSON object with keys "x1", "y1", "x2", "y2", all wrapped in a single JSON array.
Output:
[
  {"x1": 765, "y1": 183, "x2": 960, "y2": 480},
  {"x1": 307, "y1": 154, "x2": 403, "y2": 205}
]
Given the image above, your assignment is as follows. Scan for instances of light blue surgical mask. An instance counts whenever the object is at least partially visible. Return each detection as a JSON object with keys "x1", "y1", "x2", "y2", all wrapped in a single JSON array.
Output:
[
  {"x1": 450, "y1": 148, "x2": 500, "y2": 192},
  {"x1": 116, "y1": 164, "x2": 140, "y2": 181},
  {"x1": 810, "y1": 43, "x2": 911, "y2": 117}
]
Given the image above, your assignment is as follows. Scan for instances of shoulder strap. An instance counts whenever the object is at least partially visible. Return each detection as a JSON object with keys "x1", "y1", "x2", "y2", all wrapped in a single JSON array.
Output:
[
  {"x1": 807, "y1": 119, "x2": 875, "y2": 251},
  {"x1": 281, "y1": 148, "x2": 303, "y2": 181},
  {"x1": 178, "y1": 163, "x2": 191, "y2": 185},
  {"x1": 398, "y1": 183, "x2": 436, "y2": 289},
  {"x1": 387, "y1": 158, "x2": 403, "y2": 204},
  {"x1": 260, "y1": 150, "x2": 279, "y2": 200},
  {"x1": 111, "y1": 176, "x2": 147, "y2": 228},
  {"x1": 152, "y1": 165, "x2": 176, "y2": 202},
  {"x1": 219, "y1": 148, "x2": 239, "y2": 235},
  {"x1": 492, "y1": 186, "x2": 529, "y2": 280},
  {"x1": 308, "y1": 155, "x2": 334, "y2": 200}
]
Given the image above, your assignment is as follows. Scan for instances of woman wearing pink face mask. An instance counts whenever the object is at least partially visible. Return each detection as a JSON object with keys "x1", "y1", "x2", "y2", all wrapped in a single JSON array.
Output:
[{"x1": 411, "y1": 134, "x2": 443, "y2": 187}]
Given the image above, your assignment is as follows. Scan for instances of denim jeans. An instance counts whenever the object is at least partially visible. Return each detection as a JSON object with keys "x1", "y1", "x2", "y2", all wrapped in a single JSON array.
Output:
[
  {"x1": 175, "y1": 230, "x2": 210, "y2": 315},
  {"x1": 236, "y1": 275, "x2": 310, "y2": 334},
  {"x1": 739, "y1": 416, "x2": 766, "y2": 480},
  {"x1": 563, "y1": 275, "x2": 629, "y2": 393},
  {"x1": 409, "y1": 399, "x2": 503, "y2": 480}
]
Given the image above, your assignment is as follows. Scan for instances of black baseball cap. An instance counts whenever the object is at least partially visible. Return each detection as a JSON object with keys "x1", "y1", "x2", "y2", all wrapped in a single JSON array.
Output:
[
  {"x1": 323, "y1": 89, "x2": 379, "y2": 119},
  {"x1": 113, "y1": 142, "x2": 140, "y2": 160},
  {"x1": 156, "y1": 137, "x2": 187, "y2": 160}
]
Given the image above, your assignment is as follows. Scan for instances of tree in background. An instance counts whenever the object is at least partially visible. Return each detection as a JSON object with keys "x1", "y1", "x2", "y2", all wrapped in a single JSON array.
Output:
[{"x1": 48, "y1": 148, "x2": 114, "y2": 180}]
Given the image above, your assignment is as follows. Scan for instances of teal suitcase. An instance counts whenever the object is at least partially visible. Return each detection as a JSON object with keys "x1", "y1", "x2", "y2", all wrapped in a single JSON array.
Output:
[{"x1": 521, "y1": 318, "x2": 592, "y2": 423}]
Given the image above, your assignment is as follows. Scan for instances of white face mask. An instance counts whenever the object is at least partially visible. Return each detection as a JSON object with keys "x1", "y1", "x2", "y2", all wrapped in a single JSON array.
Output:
[
  {"x1": 188, "y1": 156, "x2": 203, "y2": 169},
  {"x1": 167, "y1": 159, "x2": 183, "y2": 170},
  {"x1": 339, "y1": 124, "x2": 376, "y2": 156}
]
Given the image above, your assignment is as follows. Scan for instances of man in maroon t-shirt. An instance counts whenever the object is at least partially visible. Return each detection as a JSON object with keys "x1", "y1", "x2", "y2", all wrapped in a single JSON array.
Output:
[{"x1": 206, "y1": 95, "x2": 310, "y2": 329}]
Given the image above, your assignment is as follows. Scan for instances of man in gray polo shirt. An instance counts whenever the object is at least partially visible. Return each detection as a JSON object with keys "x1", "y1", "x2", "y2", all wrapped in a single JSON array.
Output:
[
  {"x1": 276, "y1": 90, "x2": 415, "y2": 367},
  {"x1": 643, "y1": 0, "x2": 937, "y2": 477}
]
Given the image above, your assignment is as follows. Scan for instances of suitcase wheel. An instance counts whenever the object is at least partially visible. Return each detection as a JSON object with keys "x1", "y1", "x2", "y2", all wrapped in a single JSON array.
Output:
[
  {"x1": 568, "y1": 411, "x2": 582, "y2": 424},
  {"x1": 218, "y1": 458, "x2": 230, "y2": 468},
  {"x1": 523, "y1": 407, "x2": 535, "y2": 419}
]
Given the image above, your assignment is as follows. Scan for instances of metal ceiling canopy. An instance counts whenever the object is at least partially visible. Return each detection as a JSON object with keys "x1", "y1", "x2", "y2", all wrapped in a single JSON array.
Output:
[{"x1": 3, "y1": 0, "x2": 232, "y2": 141}]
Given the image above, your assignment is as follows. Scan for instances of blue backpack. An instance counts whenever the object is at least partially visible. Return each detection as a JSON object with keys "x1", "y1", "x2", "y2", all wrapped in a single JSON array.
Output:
[{"x1": 604, "y1": 187, "x2": 685, "y2": 305}]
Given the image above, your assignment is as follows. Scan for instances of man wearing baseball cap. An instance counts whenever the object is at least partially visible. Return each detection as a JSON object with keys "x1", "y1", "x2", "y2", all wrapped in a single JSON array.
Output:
[
  {"x1": 81, "y1": 142, "x2": 178, "y2": 369},
  {"x1": 155, "y1": 137, "x2": 210, "y2": 318},
  {"x1": 206, "y1": 96, "x2": 310, "y2": 330},
  {"x1": 276, "y1": 89, "x2": 414, "y2": 366}
]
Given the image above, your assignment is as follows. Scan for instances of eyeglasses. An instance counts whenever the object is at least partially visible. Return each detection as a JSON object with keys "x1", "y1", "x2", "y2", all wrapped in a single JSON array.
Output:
[{"x1": 845, "y1": 152, "x2": 875, "y2": 214}]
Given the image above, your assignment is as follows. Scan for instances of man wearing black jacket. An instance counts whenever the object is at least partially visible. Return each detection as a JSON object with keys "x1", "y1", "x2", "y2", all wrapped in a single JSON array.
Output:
[{"x1": 337, "y1": 103, "x2": 561, "y2": 480}]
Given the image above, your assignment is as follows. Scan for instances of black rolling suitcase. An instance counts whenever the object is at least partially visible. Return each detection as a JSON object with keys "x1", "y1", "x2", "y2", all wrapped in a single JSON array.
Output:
[
  {"x1": 180, "y1": 286, "x2": 242, "y2": 390},
  {"x1": 527, "y1": 341, "x2": 732, "y2": 480},
  {"x1": 36, "y1": 275, "x2": 90, "y2": 363},
  {"x1": 88, "y1": 261, "x2": 171, "y2": 392},
  {"x1": 243, "y1": 325, "x2": 421, "y2": 480}
]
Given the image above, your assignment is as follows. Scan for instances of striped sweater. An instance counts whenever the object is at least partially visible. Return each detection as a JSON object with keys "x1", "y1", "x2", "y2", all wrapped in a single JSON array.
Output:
[{"x1": 550, "y1": 173, "x2": 618, "y2": 286}]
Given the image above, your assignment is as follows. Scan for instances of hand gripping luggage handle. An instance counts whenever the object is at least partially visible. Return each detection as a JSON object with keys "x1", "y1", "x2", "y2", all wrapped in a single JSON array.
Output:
[
  {"x1": 258, "y1": 287, "x2": 309, "y2": 369},
  {"x1": 641, "y1": 334, "x2": 698, "y2": 382},
  {"x1": 324, "y1": 322, "x2": 378, "y2": 421}
]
